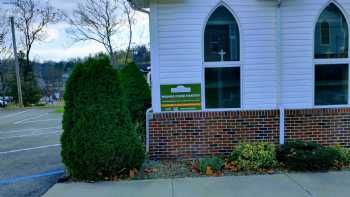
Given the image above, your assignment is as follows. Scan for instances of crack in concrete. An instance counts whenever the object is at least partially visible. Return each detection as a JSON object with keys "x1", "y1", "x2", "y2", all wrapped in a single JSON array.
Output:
[
  {"x1": 171, "y1": 179, "x2": 175, "y2": 197},
  {"x1": 284, "y1": 173, "x2": 316, "y2": 197}
]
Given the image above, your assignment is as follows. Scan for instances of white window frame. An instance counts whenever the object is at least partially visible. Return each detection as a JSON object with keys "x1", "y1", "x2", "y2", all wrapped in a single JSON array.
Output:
[
  {"x1": 313, "y1": 2, "x2": 350, "y2": 108},
  {"x1": 201, "y1": 4, "x2": 242, "y2": 111},
  {"x1": 202, "y1": 62, "x2": 242, "y2": 111}
]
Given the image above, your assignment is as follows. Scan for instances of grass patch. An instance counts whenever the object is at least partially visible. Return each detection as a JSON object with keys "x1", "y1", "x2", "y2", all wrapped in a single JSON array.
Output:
[
  {"x1": 53, "y1": 108, "x2": 64, "y2": 113},
  {"x1": 3, "y1": 101, "x2": 65, "y2": 110}
]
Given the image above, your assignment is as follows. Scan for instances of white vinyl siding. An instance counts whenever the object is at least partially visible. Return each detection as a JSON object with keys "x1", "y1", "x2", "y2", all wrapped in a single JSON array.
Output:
[
  {"x1": 150, "y1": 0, "x2": 350, "y2": 112},
  {"x1": 280, "y1": 0, "x2": 350, "y2": 108},
  {"x1": 151, "y1": 0, "x2": 278, "y2": 112}
]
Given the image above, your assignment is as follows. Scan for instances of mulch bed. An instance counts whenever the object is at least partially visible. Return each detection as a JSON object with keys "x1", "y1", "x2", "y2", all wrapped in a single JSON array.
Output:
[
  {"x1": 59, "y1": 159, "x2": 350, "y2": 182},
  {"x1": 139, "y1": 159, "x2": 283, "y2": 180}
]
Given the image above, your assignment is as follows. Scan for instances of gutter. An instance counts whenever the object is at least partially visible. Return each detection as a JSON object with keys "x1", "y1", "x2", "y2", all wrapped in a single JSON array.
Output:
[
  {"x1": 276, "y1": 0, "x2": 285, "y2": 145},
  {"x1": 128, "y1": 0, "x2": 150, "y2": 15},
  {"x1": 145, "y1": 108, "x2": 153, "y2": 152}
]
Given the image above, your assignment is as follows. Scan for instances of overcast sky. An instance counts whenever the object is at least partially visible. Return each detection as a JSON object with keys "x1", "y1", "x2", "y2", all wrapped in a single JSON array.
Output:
[{"x1": 1, "y1": 0, "x2": 150, "y2": 62}]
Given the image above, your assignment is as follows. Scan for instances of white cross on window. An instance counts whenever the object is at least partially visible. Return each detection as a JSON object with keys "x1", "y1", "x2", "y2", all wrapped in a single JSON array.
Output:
[{"x1": 218, "y1": 49, "x2": 226, "y2": 61}]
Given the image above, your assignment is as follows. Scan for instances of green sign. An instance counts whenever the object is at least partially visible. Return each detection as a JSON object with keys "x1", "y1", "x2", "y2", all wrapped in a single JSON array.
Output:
[{"x1": 160, "y1": 84, "x2": 202, "y2": 112}]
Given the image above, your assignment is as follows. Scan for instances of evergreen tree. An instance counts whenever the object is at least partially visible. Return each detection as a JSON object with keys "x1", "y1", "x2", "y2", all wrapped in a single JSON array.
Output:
[
  {"x1": 9, "y1": 51, "x2": 42, "y2": 105},
  {"x1": 61, "y1": 56, "x2": 144, "y2": 180},
  {"x1": 120, "y1": 62, "x2": 151, "y2": 141}
]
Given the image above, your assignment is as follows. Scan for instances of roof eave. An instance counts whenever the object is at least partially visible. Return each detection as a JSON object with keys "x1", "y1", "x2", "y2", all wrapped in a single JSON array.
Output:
[
  {"x1": 131, "y1": 0, "x2": 284, "y2": 9},
  {"x1": 130, "y1": 0, "x2": 150, "y2": 8}
]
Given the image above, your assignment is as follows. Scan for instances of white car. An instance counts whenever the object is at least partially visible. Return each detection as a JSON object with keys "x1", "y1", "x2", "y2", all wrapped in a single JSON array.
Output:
[{"x1": 0, "y1": 100, "x2": 7, "y2": 108}]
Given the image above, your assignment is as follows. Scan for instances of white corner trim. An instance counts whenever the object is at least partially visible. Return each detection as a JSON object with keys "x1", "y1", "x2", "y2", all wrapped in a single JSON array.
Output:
[
  {"x1": 279, "y1": 107, "x2": 285, "y2": 145},
  {"x1": 150, "y1": 2, "x2": 161, "y2": 113},
  {"x1": 276, "y1": 0, "x2": 285, "y2": 145}
]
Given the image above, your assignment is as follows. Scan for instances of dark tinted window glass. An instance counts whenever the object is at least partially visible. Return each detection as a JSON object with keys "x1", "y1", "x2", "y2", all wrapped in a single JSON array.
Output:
[
  {"x1": 204, "y1": 6, "x2": 239, "y2": 62},
  {"x1": 205, "y1": 67, "x2": 240, "y2": 108},
  {"x1": 320, "y1": 22, "x2": 330, "y2": 45},
  {"x1": 315, "y1": 3, "x2": 348, "y2": 59},
  {"x1": 315, "y1": 64, "x2": 348, "y2": 105}
]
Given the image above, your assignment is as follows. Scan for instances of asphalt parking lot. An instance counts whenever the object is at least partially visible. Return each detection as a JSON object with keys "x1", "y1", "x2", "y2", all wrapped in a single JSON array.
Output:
[{"x1": 0, "y1": 108, "x2": 64, "y2": 197}]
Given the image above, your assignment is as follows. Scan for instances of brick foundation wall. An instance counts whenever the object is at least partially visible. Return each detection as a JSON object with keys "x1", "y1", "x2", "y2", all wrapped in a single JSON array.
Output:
[
  {"x1": 148, "y1": 108, "x2": 350, "y2": 160},
  {"x1": 149, "y1": 110, "x2": 280, "y2": 160},
  {"x1": 285, "y1": 108, "x2": 350, "y2": 147}
]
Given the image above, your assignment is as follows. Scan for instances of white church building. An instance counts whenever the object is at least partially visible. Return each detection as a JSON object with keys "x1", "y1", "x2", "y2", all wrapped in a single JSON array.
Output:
[{"x1": 134, "y1": 0, "x2": 350, "y2": 159}]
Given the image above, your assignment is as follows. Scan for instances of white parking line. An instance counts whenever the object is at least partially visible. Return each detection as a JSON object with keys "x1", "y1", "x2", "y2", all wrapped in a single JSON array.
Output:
[
  {"x1": 15, "y1": 119, "x2": 60, "y2": 124},
  {"x1": 0, "y1": 144, "x2": 61, "y2": 154},
  {"x1": 0, "y1": 127, "x2": 61, "y2": 134},
  {"x1": 0, "y1": 110, "x2": 30, "y2": 119},
  {"x1": 13, "y1": 113, "x2": 48, "y2": 124},
  {"x1": 0, "y1": 131, "x2": 61, "y2": 140}
]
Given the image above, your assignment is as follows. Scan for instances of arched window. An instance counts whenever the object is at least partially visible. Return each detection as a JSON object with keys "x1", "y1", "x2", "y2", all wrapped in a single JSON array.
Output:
[
  {"x1": 204, "y1": 6, "x2": 241, "y2": 109},
  {"x1": 314, "y1": 3, "x2": 349, "y2": 106},
  {"x1": 204, "y1": 6, "x2": 239, "y2": 62},
  {"x1": 315, "y1": 3, "x2": 348, "y2": 58}
]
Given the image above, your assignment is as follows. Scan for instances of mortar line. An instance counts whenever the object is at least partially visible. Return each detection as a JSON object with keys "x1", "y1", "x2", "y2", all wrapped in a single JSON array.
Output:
[{"x1": 284, "y1": 173, "x2": 316, "y2": 197}]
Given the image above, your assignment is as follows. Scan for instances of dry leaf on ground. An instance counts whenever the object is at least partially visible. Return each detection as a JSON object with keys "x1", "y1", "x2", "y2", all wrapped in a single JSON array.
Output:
[{"x1": 206, "y1": 166, "x2": 214, "y2": 176}]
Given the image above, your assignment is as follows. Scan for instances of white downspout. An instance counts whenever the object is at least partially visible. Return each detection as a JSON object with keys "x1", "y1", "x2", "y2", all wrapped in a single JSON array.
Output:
[
  {"x1": 276, "y1": 0, "x2": 285, "y2": 145},
  {"x1": 145, "y1": 2, "x2": 152, "y2": 153},
  {"x1": 145, "y1": 108, "x2": 153, "y2": 153}
]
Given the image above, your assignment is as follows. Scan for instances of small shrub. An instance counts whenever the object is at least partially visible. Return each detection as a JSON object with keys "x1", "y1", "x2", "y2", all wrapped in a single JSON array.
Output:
[
  {"x1": 229, "y1": 142, "x2": 278, "y2": 171},
  {"x1": 61, "y1": 56, "x2": 145, "y2": 181},
  {"x1": 197, "y1": 156, "x2": 225, "y2": 174},
  {"x1": 277, "y1": 141, "x2": 340, "y2": 171},
  {"x1": 34, "y1": 103, "x2": 46, "y2": 107},
  {"x1": 330, "y1": 145, "x2": 350, "y2": 166}
]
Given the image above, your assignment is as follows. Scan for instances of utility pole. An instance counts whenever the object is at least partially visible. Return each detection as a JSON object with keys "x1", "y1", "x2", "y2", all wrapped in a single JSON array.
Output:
[
  {"x1": 0, "y1": 71, "x2": 4, "y2": 101},
  {"x1": 10, "y1": 16, "x2": 23, "y2": 107}
]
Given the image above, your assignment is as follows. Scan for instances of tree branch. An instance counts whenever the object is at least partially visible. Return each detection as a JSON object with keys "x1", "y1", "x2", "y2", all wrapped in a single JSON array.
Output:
[
  {"x1": 66, "y1": 0, "x2": 127, "y2": 67},
  {"x1": 11, "y1": 0, "x2": 61, "y2": 64}
]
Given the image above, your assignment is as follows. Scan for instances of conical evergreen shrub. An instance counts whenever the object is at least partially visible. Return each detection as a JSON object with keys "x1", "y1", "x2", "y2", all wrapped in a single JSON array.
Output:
[
  {"x1": 120, "y1": 62, "x2": 151, "y2": 141},
  {"x1": 61, "y1": 56, "x2": 144, "y2": 180}
]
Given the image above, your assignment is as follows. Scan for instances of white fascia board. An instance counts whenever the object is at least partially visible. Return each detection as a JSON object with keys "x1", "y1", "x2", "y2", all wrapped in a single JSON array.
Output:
[{"x1": 135, "y1": 0, "x2": 284, "y2": 8}]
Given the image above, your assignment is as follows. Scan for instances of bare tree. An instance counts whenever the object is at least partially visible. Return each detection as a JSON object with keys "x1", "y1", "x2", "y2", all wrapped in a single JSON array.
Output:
[
  {"x1": 122, "y1": 0, "x2": 135, "y2": 64},
  {"x1": 66, "y1": 0, "x2": 126, "y2": 67},
  {"x1": 0, "y1": 9, "x2": 9, "y2": 58},
  {"x1": 0, "y1": 23, "x2": 7, "y2": 52},
  {"x1": 11, "y1": 0, "x2": 61, "y2": 67}
]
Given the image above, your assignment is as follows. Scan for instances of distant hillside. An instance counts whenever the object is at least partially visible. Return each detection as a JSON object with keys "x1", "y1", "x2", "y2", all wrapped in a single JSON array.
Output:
[{"x1": 0, "y1": 45, "x2": 150, "y2": 98}]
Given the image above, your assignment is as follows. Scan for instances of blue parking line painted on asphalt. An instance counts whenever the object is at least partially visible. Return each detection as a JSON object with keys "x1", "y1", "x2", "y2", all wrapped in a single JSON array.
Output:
[{"x1": 0, "y1": 169, "x2": 65, "y2": 186}]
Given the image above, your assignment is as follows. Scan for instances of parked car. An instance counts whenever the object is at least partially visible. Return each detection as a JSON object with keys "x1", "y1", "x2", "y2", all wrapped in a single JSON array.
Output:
[{"x1": 0, "y1": 99, "x2": 7, "y2": 108}]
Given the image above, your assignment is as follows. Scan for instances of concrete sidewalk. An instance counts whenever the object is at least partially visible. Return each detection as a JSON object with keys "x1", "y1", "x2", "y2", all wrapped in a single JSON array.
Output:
[{"x1": 43, "y1": 171, "x2": 350, "y2": 197}]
